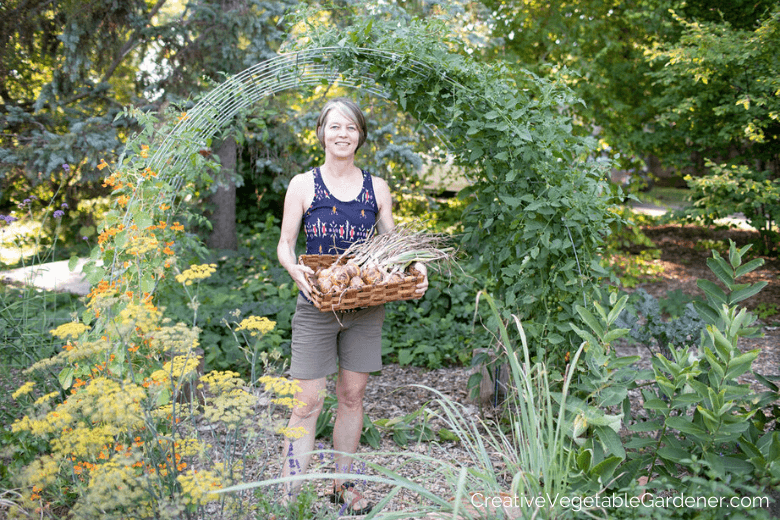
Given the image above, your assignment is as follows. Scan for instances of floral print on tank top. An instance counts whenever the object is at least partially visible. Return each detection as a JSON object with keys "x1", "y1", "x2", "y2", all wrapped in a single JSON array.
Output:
[{"x1": 303, "y1": 167, "x2": 378, "y2": 255}]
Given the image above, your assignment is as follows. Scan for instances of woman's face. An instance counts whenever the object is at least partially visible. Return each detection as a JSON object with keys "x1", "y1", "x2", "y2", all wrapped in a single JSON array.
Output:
[{"x1": 322, "y1": 109, "x2": 360, "y2": 160}]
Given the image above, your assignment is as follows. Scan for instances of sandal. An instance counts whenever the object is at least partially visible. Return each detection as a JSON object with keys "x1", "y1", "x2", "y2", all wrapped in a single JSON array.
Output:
[{"x1": 331, "y1": 481, "x2": 373, "y2": 516}]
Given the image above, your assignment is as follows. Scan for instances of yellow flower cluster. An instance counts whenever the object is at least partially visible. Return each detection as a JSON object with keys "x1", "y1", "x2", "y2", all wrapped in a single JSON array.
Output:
[
  {"x1": 272, "y1": 396, "x2": 306, "y2": 409},
  {"x1": 33, "y1": 391, "x2": 59, "y2": 406},
  {"x1": 118, "y1": 301, "x2": 161, "y2": 335},
  {"x1": 12, "y1": 381, "x2": 35, "y2": 400},
  {"x1": 50, "y1": 322, "x2": 90, "y2": 340},
  {"x1": 149, "y1": 322, "x2": 200, "y2": 355},
  {"x1": 202, "y1": 388, "x2": 257, "y2": 427},
  {"x1": 126, "y1": 235, "x2": 159, "y2": 256},
  {"x1": 20, "y1": 454, "x2": 60, "y2": 489},
  {"x1": 236, "y1": 316, "x2": 276, "y2": 337},
  {"x1": 199, "y1": 370, "x2": 243, "y2": 394},
  {"x1": 177, "y1": 470, "x2": 221, "y2": 506},
  {"x1": 71, "y1": 460, "x2": 150, "y2": 518},
  {"x1": 175, "y1": 263, "x2": 217, "y2": 286},
  {"x1": 50, "y1": 424, "x2": 116, "y2": 459},
  {"x1": 79, "y1": 377, "x2": 147, "y2": 430},
  {"x1": 175, "y1": 438, "x2": 206, "y2": 457},
  {"x1": 161, "y1": 355, "x2": 201, "y2": 382},
  {"x1": 276, "y1": 425, "x2": 307, "y2": 439},
  {"x1": 258, "y1": 375, "x2": 302, "y2": 396}
]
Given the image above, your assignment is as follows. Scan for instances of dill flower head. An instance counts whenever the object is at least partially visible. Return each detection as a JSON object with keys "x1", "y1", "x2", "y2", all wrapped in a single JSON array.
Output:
[
  {"x1": 276, "y1": 425, "x2": 307, "y2": 439},
  {"x1": 118, "y1": 302, "x2": 161, "y2": 335},
  {"x1": 149, "y1": 322, "x2": 200, "y2": 355},
  {"x1": 177, "y1": 469, "x2": 222, "y2": 506},
  {"x1": 203, "y1": 388, "x2": 256, "y2": 427},
  {"x1": 127, "y1": 235, "x2": 159, "y2": 256},
  {"x1": 236, "y1": 316, "x2": 276, "y2": 337},
  {"x1": 175, "y1": 263, "x2": 217, "y2": 286},
  {"x1": 162, "y1": 355, "x2": 201, "y2": 382},
  {"x1": 50, "y1": 322, "x2": 90, "y2": 340},
  {"x1": 198, "y1": 370, "x2": 244, "y2": 394},
  {"x1": 12, "y1": 381, "x2": 35, "y2": 400},
  {"x1": 257, "y1": 375, "x2": 302, "y2": 396}
]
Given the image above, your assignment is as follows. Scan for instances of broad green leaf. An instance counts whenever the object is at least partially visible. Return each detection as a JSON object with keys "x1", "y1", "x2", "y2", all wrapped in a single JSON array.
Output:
[
  {"x1": 576, "y1": 305, "x2": 604, "y2": 337},
  {"x1": 437, "y1": 428, "x2": 459, "y2": 442},
  {"x1": 724, "y1": 351, "x2": 759, "y2": 380},
  {"x1": 627, "y1": 420, "x2": 664, "y2": 432},
  {"x1": 728, "y1": 281, "x2": 768, "y2": 305},
  {"x1": 657, "y1": 445, "x2": 691, "y2": 463},
  {"x1": 697, "y1": 279, "x2": 727, "y2": 305},
  {"x1": 710, "y1": 327, "x2": 734, "y2": 360},
  {"x1": 590, "y1": 456, "x2": 623, "y2": 485},
  {"x1": 58, "y1": 367, "x2": 74, "y2": 390},
  {"x1": 595, "y1": 425, "x2": 625, "y2": 459},
  {"x1": 693, "y1": 301, "x2": 720, "y2": 325},
  {"x1": 577, "y1": 449, "x2": 592, "y2": 472},
  {"x1": 644, "y1": 398, "x2": 671, "y2": 411},
  {"x1": 604, "y1": 328, "x2": 631, "y2": 344},
  {"x1": 606, "y1": 295, "x2": 629, "y2": 325},
  {"x1": 707, "y1": 256, "x2": 735, "y2": 287},
  {"x1": 728, "y1": 241, "x2": 741, "y2": 270},
  {"x1": 735, "y1": 258, "x2": 764, "y2": 278},
  {"x1": 671, "y1": 393, "x2": 702, "y2": 409},
  {"x1": 704, "y1": 451, "x2": 726, "y2": 476},
  {"x1": 702, "y1": 348, "x2": 726, "y2": 380},
  {"x1": 666, "y1": 416, "x2": 708, "y2": 438}
]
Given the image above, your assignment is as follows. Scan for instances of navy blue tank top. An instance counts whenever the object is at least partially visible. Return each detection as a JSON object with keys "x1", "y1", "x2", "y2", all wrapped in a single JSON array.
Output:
[{"x1": 304, "y1": 167, "x2": 378, "y2": 255}]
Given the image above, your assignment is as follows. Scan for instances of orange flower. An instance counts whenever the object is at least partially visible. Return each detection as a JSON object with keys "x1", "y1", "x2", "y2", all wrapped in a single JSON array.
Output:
[
  {"x1": 97, "y1": 159, "x2": 109, "y2": 171},
  {"x1": 140, "y1": 145, "x2": 149, "y2": 158}
]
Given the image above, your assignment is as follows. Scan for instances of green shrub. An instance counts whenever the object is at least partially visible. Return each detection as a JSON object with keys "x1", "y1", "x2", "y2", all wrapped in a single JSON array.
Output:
[
  {"x1": 570, "y1": 240, "x2": 780, "y2": 518},
  {"x1": 686, "y1": 161, "x2": 780, "y2": 256}
]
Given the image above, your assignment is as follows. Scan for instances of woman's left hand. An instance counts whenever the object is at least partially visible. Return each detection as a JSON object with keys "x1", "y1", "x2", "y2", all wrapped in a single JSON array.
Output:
[{"x1": 413, "y1": 262, "x2": 429, "y2": 295}]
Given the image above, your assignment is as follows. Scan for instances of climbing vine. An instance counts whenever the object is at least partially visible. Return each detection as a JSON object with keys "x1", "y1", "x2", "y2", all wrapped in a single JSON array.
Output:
[{"x1": 287, "y1": 11, "x2": 623, "y2": 362}]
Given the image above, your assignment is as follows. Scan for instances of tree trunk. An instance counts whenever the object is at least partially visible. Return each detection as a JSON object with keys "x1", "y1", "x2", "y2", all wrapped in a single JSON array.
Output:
[{"x1": 207, "y1": 136, "x2": 238, "y2": 250}]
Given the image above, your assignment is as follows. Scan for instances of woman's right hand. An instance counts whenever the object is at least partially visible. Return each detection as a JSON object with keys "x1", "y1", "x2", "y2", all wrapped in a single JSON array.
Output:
[{"x1": 288, "y1": 263, "x2": 315, "y2": 300}]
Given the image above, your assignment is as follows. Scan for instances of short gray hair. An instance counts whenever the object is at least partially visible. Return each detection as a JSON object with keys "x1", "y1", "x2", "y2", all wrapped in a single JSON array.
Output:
[{"x1": 315, "y1": 98, "x2": 368, "y2": 150}]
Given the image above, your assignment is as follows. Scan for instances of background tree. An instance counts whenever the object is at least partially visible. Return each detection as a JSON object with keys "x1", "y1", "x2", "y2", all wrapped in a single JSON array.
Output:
[
  {"x1": 478, "y1": 0, "x2": 777, "y2": 176},
  {"x1": 0, "y1": 0, "x2": 296, "y2": 250}
]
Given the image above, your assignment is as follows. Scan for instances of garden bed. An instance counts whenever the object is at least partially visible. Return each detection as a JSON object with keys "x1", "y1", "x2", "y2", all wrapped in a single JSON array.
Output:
[{"x1": 2, "y1": 223, "x2": 778, "y2": 519}]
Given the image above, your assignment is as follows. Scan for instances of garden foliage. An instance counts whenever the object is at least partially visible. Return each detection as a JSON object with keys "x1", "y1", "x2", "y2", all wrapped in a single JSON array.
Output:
[
  {"x1": 569, "y1": 240, "x2": 779, "y2": 518},
  {"x1": 286, "y1": 10, "x2": 621, "y2": 364},
  {"x1": 3, "y1": 109, "x2": 308, "y2": 518}
]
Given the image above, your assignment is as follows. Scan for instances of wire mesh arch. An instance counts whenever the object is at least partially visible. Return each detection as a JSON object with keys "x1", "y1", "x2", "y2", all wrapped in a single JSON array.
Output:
[
  {"x1": 112, "y1": 46, "x2": 467, "y2": 278},
  {"x1": 149, "y1": 47, "x2": 462, "y2": 183}
]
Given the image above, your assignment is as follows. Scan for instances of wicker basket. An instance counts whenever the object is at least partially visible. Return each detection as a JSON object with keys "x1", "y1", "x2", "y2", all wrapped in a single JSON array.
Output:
[{"x1": 300, "y1": 254, "x2": 424, "y2": 312}]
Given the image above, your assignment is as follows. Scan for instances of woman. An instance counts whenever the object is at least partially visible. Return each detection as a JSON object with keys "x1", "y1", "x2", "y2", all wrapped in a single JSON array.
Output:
[{"x1": 277, "y1": 97, "x2": 428, "y2": 514}]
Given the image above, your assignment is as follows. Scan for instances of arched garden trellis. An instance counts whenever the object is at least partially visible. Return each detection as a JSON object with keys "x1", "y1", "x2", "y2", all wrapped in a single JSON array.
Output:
[{"x1": 107, "y1": 27, "x2": 620, "y2": 363}]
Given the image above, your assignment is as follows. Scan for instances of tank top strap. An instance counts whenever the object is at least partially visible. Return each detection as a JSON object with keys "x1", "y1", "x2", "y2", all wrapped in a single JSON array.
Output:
[{"x1": 311, "y1": 167, "x2": 329, "y2": 204}]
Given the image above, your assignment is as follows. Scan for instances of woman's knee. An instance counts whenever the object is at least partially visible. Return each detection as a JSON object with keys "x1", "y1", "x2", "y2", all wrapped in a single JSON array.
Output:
[
  {"x1": 292, "y1": 392, "x2": 325, "y2": 420},
  {"x1": 336, "y1": 384, "x2": 365, "y2": 411}
]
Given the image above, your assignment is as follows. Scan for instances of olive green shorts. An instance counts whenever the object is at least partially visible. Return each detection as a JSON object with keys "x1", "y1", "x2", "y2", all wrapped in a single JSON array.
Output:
[{"x1": 289, "y1": 294, "x2": 385, "y2": 380}]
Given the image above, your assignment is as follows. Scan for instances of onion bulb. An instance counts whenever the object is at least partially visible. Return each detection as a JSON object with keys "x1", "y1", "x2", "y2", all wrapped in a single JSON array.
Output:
[
  {"x1": 330, "y1": 266, "x2": 350, "y2": 286},
  {"x1": 343, "y1": 260, "x2": 360, "y2": 279},
  {"x1": 386, "y1": 272, "x2": 404, "y2": 285},
  {"x1": 362, "y1": 263, "x2": 385, "y2": 285}
]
